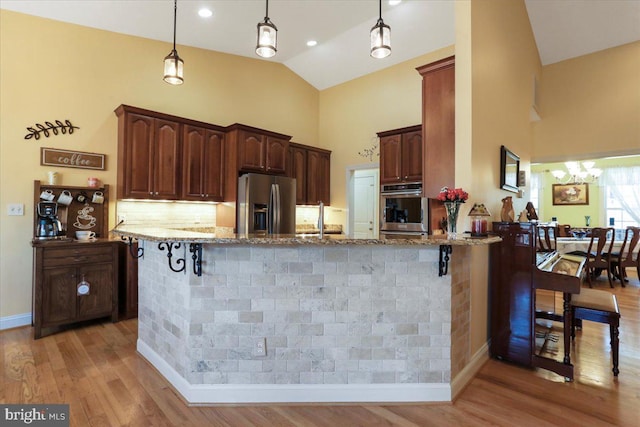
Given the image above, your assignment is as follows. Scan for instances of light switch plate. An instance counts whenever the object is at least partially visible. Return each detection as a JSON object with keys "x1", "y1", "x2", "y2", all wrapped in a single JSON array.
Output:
[{"x1": 7, "y1": 203, "x2": 24, "y2": 216}]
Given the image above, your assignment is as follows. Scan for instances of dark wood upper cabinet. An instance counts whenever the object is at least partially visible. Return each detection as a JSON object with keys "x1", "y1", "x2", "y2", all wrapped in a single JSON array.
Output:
[
  {"x1": 182, "y1": 124, "x2": 224, "y2": 201},
  {"x1": 115, "y1": 105, "x2": 227, "y2": 201},
  {"x1": 417, "y1": 56, "x2": 455, "y2": 198},
  {"x1": 116, "y1": 106, "x2": 181, "y2": 200},
  {"x1": 288, "y1": 143, "x2": 331, "y2": 205},
  {"x1": 378, "y1": 125, "x2": 422, "y2": 185},
  {"x1": 223, "y1": 124, "x2": 291, "y2": 201}
]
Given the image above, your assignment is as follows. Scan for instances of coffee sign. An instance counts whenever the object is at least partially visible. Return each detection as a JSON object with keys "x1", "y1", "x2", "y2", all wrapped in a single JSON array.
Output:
[{"x1": 40, "y1": 147, "x2": 105, "y2": 170}]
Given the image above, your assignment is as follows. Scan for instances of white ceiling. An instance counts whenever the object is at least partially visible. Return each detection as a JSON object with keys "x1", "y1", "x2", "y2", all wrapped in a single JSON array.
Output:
[{"x1": 1, "y1": 0, "x2": 639, "y2": 90}]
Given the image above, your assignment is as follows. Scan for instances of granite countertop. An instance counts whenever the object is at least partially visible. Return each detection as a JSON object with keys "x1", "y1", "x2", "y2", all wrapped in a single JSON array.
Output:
[{"x1": 111, "y1": 224, "x2": 501, "y2": 246}]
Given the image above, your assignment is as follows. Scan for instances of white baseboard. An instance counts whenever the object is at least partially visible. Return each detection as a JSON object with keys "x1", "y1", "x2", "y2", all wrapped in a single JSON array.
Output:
[
  {"x1": 137, "y1": 339, "x2": 452, "y2": 404},
  {"x1": 0, "y1": 313, "x2": 32, "y2": 331},
  {"x1": 450, "y1": 341, "x2": 490, "y2": 400}
]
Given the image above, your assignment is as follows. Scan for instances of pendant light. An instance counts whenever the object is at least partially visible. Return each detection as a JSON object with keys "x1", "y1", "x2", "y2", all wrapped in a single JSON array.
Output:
[
  {"x1": 370, "y1": 0, "x2": 391, "y2": 59},
  {"x1": 256, "y1": 0, "x2": 278, "y2": 58},
  {"x1": 163, "y1": 0, "x2": 184, "y2": 85}
]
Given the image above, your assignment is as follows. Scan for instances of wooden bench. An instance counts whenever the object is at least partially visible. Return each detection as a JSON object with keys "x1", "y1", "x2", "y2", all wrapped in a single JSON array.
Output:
[{"x1": 570, "y1": 288, "x2": 620, "y2": 376}]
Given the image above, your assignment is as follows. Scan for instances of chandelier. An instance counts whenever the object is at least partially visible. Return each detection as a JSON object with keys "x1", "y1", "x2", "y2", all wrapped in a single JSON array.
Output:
[{"x1": 551, "y1": 161, "x2": 602, "y2": 184}]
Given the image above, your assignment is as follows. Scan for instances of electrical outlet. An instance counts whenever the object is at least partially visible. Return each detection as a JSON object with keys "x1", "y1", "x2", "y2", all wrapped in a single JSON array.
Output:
[
  {"x1": 7, "y1": 203, "x2": 24, "y2": 216},
  {"x1": 253, "y1": 338, "x2": 267, "y2": 357}
]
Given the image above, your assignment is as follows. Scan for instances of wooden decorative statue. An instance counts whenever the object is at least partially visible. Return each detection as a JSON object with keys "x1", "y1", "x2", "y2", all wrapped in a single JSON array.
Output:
[
  {"x1": 526, "y1": 202, "x2": 538, "y2": 221},
  {"x1": 501, "y1": 196, "x2": 515, "y2": 222}
]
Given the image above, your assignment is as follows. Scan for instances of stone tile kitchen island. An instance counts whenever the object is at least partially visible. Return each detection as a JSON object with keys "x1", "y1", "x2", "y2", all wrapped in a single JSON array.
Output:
[{"x1": 113, "y1": 226, "x2": 499, "y2": 404}]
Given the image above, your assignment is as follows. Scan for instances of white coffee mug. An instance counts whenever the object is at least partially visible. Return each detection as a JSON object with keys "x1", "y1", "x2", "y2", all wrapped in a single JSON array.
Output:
[
  {"x1": 47, "y1": 171, "x2": 59, "y2": 185},
  {"x1": 57, "y1": 190, "x2": 73, "y2": 206},
  {"x1": 92, "y1": 191, "x2": 104, "y2": 204},
  {"x1": 75, "y1": 230, "x2": 96, "y2": 241},
  {"x1": 39, "y1": 189, "x2": 55, "y2": 201}
]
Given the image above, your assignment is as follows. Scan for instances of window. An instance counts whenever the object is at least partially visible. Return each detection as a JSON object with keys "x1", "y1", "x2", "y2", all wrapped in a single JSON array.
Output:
[
  {"x1": 603, "y1": 166, "x2": 640, "y2": 229},
  {"x1": 530, "y1": 171, "x2": 542, "y2": 220}
]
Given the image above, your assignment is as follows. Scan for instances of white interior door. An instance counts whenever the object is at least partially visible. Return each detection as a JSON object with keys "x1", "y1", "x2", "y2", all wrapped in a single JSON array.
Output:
[{"x1": 353, "y1": 173, "x2": 376, "y2": 239}]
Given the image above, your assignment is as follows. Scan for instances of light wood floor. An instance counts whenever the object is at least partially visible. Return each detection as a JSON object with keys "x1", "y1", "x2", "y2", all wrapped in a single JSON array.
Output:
[{"x1": 2, "y1": 273, "x2": 639, "y2": 426}]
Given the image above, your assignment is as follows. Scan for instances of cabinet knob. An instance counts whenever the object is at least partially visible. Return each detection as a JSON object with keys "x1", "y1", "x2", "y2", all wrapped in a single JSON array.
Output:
[{"x1": 404, "y1": 175, "x2": 408, "y2": 179}]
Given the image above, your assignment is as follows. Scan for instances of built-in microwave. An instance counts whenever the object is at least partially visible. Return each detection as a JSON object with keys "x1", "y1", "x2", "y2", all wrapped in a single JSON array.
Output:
[{"x1": 380, "y1": 182, "x2": 429, "y2": 235}]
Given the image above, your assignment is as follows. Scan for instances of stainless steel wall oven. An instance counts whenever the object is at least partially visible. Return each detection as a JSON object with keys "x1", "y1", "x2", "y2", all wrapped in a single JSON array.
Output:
[{"x1": 380, "y1": 182, "x2": 428, "y2": 235}]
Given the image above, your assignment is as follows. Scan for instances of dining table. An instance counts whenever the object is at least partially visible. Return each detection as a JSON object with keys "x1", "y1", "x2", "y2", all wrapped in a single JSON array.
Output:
[{"x1": 555, "y1": 237, "x2": 628, "y2": 255}]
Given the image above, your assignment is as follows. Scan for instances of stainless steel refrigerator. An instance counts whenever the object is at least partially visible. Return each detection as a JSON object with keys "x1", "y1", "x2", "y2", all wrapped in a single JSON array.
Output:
[{"x1": 237, "y1": 173, "x2": 296, "y2": 234}]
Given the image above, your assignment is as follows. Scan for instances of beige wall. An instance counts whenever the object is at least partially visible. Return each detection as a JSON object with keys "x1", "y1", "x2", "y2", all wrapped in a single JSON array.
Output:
[
  {"x1": 0, "y1": 10, "x2": 319, "y2": 319},
  {"x1": 466, "y1": 0, "x2": 542, "y2": 354},
  {"x1": 533, "y1": 42, "x2": 640, "y2": 162},
  {"x1": 318, "y1": 46, "x2": 455, "y2": 209}
]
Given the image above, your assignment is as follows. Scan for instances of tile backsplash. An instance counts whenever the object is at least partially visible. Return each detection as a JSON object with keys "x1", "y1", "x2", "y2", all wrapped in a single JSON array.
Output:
[
  {"x1": 117, "y1": 201, "x2": 217, "y2": 227},
  {"x1": 117, "y1": 201, "x2": 347, "y2": 232}
]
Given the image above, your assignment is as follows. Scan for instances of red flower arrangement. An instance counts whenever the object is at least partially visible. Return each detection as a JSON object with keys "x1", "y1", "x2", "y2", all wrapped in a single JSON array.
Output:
[{"x1": 437, "y1": 187, "x2": 469, "y2": 203}]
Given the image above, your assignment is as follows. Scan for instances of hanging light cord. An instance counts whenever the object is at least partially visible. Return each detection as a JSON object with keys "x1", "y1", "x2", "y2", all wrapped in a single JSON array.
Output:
[
  {"x1": 378, "y1": 0, "x2": 382, "y2": 21},
  {"x1": 264, "y1": 0, "x2": 270, "y2": 22},
  {"x1": 172, "y1": 0, "x2": 177, "y2": 52}
]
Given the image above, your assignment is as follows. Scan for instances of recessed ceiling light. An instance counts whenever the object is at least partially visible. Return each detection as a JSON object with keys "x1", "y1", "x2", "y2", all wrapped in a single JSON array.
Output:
[
  {"x1": 306, "y1": 40, "x2": 318, "y2": 47},
  {"x1": 198, "y1": 8, "x2": 213, "y2": 18},
  {"x1": 388, "y1": 0, "x2": 402, "y2": 5}
]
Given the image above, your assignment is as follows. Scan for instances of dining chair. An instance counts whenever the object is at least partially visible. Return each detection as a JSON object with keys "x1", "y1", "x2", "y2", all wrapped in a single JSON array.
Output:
[
  {"x1": 537, "y1": 225, "x2": 557, "y2": 253},
  {"x1": 610, "y1": 226, "x2": 640, "y2": 286},
  {"x1": 569, "y1": 227, "x2": 616, "y2": 288}
]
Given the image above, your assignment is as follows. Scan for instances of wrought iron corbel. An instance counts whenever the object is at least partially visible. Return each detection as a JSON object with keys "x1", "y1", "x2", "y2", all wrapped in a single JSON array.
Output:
[
  {"x1": 189, "y1": 243, "x2": 203, "y2": 277},
  {"x1": 439, "y1": 245, "x2": 453, "y2": 276},
  {"x1": 158, "y1": 242, "x2": 186, "y2": 273},
  {"x1": 121, "y1": 236, "x2": 144, "y2": 258}
]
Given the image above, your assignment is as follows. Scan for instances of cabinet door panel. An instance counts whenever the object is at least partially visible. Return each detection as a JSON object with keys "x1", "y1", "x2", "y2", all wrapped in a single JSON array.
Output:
[
  {"x1": 202, "y1": 130, "x2": 224, "y2": 201},
  {"x1": 77, "y1": 264, "x2": 114, "y2": 319},
  {"x1": 42, "y1": 267, "x2": 76, "y2": 325},
  {"x1": 125, "y1": 114, "x2": 154, "y2": 198},
  {"x1": 265, "y1": 137, "x2": 288, "y2": 174},
  {"x1": 402, "y1": 130, "x2": 423, "y2": 182},
  {"x1": 238, "y1": 131, "x2": 265, "y2": 172},
  {"x1": 154, "y1": 119, "x2": 181, "y2": 199},
  {"x1": 380, "y1": 135, "x2": 402, "y2": 184},
  {"x1": 289, "y1": 146, "x2": 307, "y2": 204},
  {"x1": 421, "y1": 59, "x2": 455, "y2": 197},
  {"x1": 317, "y1": 152, "x2": 330, "y2": 204},
  {"x1": 306, "y1": 150, "x2": 330, "y2": 205},
  {"x1": 182, "y1": 125, "x2": 206, "y2": 199}
]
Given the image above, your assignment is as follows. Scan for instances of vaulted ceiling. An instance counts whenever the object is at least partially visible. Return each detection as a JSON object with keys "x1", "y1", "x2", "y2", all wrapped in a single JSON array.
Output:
[{"x1": 1, "y1": 0, "x2": 638, "y2": 90}]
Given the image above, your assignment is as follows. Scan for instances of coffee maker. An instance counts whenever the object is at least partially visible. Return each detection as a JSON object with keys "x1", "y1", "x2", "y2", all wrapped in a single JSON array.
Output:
[{"x1": 35, "y1": 201, "x2": 64, "y2": 239}]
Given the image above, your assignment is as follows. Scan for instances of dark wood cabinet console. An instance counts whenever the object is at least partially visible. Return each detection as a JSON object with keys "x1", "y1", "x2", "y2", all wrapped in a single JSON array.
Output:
[{"x1": 32, "y1": 240, "x2": 119, "y2": 339}]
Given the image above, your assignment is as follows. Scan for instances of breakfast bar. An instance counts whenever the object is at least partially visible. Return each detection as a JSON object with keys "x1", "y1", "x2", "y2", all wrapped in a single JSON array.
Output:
[{"x1": 113, "y1": 226, "x2": 499, "y2": 404}]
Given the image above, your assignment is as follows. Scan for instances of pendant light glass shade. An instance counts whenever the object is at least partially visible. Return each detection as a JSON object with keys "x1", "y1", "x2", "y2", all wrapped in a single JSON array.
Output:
[
  {"x1": 163, "y1": 0, "x2": 184, "y2": 85},
  {"x1": 256, "y1": 0, "x2": 277, "y2": 58},
  {"x1": 370, "y1": 0, "x2": 391, "y2": 59},
  {"x1": 163, "y1": 50, "x2": 184, "y2": 85}
]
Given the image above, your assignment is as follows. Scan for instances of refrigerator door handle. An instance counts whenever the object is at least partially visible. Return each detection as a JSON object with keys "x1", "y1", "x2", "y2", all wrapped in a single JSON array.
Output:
[
  {"x1": 268, "y1": 183, "x2": 275, "y2": 234},
  {"x1": 243, "y1": 177, "x2": 250, "y2": 234},
  {"x1": 273, "y1": 183, "x2": 281, "y2": 233}
]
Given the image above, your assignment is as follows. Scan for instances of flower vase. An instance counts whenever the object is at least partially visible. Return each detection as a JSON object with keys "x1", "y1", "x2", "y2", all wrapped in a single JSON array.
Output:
[{"x1": 444, "y1": 202, "x2": 461, "y2": 238}]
